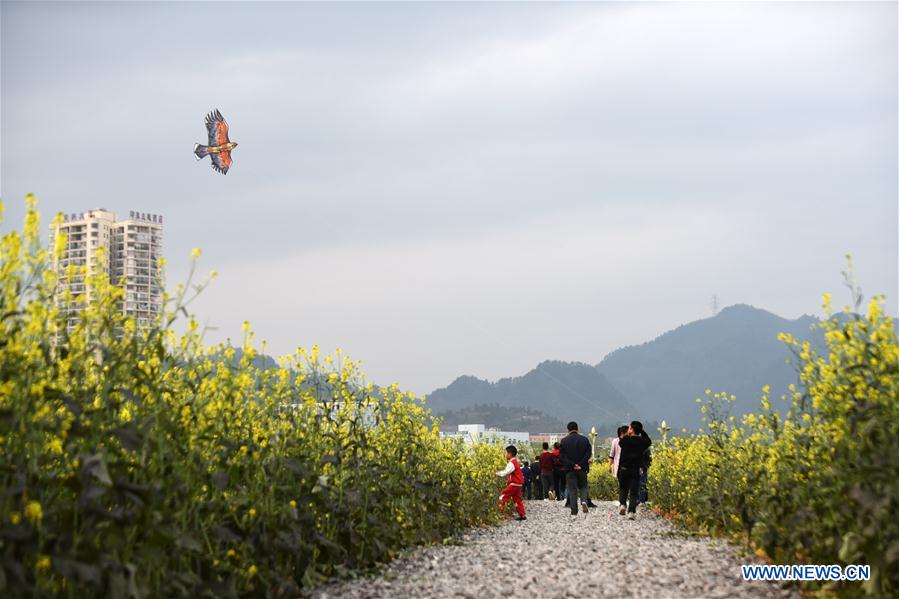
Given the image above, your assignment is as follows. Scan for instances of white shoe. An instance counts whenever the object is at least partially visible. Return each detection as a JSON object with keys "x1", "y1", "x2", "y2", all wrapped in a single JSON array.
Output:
[
  {"x1": 619, "y1": 504, "x2": 626, "y2": 516},
  {"x1": 548, "y1": 491, "x2": 556, "y2": 501},
  {"x1": 627, "y1": 512, "x2": 636, "y2": 520}
]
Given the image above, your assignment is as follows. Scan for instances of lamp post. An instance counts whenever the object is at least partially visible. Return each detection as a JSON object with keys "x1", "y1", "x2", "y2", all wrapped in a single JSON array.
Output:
[
  {"x1": 659, "y1": 420, "x2": 670, "y2": 447},
  {"x1": 589, "y1": 426, "x2": 597, "y2": 460}
]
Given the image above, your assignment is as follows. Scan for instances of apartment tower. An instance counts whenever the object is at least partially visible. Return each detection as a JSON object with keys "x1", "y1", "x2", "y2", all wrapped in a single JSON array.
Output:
[{"x1": 51, "y1": 208, "x2": 164, "y2": 329}]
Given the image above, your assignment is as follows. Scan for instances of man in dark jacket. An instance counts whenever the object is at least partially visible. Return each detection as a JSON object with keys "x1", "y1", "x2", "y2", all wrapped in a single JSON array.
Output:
[
  {"x1": 559, "y1": 421, "x2": 592, "y2": 516},
  {"x1": 618, "y1": 420, "x2": 652, "y2": 519}
]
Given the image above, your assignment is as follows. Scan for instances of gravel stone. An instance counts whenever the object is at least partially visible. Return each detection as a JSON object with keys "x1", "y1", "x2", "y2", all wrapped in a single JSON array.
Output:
[{"x1": 308, "y1": 500, "x2": 797, "y2": 598}]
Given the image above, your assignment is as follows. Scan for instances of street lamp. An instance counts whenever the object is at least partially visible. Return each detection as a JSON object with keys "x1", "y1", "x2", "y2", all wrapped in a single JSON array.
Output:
[{"x1": 659, "y1": 420, "x2": 670, "y2": 447}]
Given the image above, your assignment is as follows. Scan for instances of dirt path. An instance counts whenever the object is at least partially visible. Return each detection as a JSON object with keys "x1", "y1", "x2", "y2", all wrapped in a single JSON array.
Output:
[{"x1": 310, "y1": 500, "x2": 796, "y2": 598}]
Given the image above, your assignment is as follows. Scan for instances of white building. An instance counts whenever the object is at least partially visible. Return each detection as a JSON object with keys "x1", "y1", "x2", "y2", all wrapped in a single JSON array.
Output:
[
  {"x1": 530, "y1": 433, "x2": 562, "y2": 445},
  {"x1": 51, "y1": 208, "x2": 163, "y2": 330},
  {"x1": 443, "y1": 424, "x2": 530, "y2": 446},
  {"x1": 458, "y1": 424, "x2": 486, "y2": 437}
]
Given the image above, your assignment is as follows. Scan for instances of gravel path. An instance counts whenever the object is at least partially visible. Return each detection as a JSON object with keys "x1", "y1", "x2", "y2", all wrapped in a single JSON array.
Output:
[{"x1": 309, "y1": 500, "x2": 797, "y2": 599}]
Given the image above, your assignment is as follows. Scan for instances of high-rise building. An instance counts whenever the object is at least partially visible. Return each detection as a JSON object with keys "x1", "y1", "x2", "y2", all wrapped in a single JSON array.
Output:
[{"x1": 51, "y1": 208, "x2": 164, "y2": 329}]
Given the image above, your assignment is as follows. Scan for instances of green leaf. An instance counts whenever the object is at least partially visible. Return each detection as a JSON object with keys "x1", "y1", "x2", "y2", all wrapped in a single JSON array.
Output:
[{"x1": 839, "y1": 532, "x2": 860, "y2": 562}]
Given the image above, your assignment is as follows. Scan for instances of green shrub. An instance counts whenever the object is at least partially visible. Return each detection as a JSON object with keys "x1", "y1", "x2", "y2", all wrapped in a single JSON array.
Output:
[
  {"x1": 588, "y1": 466, "x2": 619, "y2": 501},
  {"x1": 652, "y1": 272, "x2": 899, "y2": 595},
  {"x1": 0, "y1": 196, "x2": 505, "y2": 597}
]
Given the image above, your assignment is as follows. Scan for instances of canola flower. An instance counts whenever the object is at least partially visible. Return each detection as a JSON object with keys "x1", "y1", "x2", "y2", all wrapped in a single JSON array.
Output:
[
  {"x1": 0, "y1": 196, "x2": 506, "y2": 598},
  {"x1": 24, "y1": 501, "x2": 43, "y2": 526},
  {"x1": 651, "y1": 280, "x2": 899, "y2": 595},
  {"x1": 35, "y1": 555, "x2": 51, "y2": 575}
]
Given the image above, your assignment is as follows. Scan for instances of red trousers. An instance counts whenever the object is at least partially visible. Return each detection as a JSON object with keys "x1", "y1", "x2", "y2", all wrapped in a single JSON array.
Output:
[{"x1": 498, "y1": 483, "x2": 526, "y2": 518}]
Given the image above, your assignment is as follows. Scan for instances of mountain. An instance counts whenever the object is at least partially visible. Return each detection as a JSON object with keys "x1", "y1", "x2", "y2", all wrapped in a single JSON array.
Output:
[
  {"x1": 595, "y1": 304, "x2": 823, "y2": 429},
  {"x1": 426, "y1": 360, "x2": 636, "y2": 432}
]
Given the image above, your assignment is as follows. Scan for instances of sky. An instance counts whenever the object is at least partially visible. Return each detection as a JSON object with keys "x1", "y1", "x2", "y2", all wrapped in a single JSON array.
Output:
[{"x1": 2, "y1": 1, "x2": 897, "y2": 395}]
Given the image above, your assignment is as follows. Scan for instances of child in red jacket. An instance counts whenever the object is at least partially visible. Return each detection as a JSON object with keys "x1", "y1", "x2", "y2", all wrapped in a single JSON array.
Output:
[{"x1": 495, "y1": 445, "x2": 527, "y2": 521}]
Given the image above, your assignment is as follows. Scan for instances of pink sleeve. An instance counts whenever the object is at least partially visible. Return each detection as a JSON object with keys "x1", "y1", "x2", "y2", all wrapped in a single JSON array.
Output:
[{"x1": 608, "y1": 438, "x2": 622, "y2": 475}]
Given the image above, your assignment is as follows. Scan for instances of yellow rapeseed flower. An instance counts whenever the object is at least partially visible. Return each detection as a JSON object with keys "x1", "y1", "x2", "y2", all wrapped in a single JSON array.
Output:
[
  {"x1": 24, "y1": 500, "x2": 42, "y2": 525},
  {"x1": 36, "y1": 555, "x2": 51, "y2": 574},
  {"x1": 46, "y1": 438, "x2": 63, "y2": 455}
]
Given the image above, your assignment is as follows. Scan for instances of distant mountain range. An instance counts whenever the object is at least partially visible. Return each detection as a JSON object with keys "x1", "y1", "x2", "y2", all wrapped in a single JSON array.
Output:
[
  {"x1": 427, "y1": 360, "x2": 636, "y2": 430},
  {"x1": 427, "y1": 304, "x2": 827, "y2": 431},
  {"x1": 595, "y1": 304, "x2": 823, "y2": 428}
]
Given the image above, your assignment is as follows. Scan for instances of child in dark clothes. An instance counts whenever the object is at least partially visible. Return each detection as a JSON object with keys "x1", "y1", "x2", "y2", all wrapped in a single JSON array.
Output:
[
  {"x1": 529, "y1": 458, "x2": 542, "y2": 499},
  {"x1": 522, "y1": 459, "x2": 533, "y2": 500}
]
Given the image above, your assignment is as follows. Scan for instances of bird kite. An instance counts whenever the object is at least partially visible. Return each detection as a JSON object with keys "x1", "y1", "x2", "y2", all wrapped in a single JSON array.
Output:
[{"x1": 194, "y1": 109, "x2": 238, "y2": 174}]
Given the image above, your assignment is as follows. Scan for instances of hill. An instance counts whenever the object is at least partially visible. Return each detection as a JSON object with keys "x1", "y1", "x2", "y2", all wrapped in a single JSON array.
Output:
[
  {"x1": 426, "y1": 361, "x2": 635, "y2": 432},
  {"x1": 595, "y1": 304, "x2": 822, "y2": 428}
]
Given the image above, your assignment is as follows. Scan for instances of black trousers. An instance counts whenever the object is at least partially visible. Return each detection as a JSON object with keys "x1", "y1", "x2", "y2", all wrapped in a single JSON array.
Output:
[
  {"x1": 618, "y1": 466, "x2": 641, "y2": 513},
  {"x1": 639, "y1": 466, "x2": 649, "y2": 504},
  {"x1": 541, "y1": 474, "x2": 554, "y2": 499},
  {"x1": 565, "y1": 470, "x2": 589, "y2": 514},
  {"x1": 553, "y1": 471, "x2": 564, "y2": 500}
]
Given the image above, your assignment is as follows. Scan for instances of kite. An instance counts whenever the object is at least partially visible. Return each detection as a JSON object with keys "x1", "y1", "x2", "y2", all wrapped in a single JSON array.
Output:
[{"x1": 194, "y1": 109, "x2": 238, "y2": 174}]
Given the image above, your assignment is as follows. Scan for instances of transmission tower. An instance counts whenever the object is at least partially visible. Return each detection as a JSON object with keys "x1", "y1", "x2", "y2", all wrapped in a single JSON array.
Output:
[{"x1": 711, "y1": 294, "x2": 720, "y2": 316}]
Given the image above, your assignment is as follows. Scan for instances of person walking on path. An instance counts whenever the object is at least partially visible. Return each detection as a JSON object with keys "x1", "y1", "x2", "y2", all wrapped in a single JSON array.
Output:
[
  {"x1": 559, "y1": 421, "x2": 592, "y2": 516},
  {"x1": 522, "y1": 459, "x2": 534, "y2": 500},
  {"x1": 608, "y1": 425, "x2": 628, "y2": 511},
  {"x1": 529, "y1": 456, "x2": 542, "y2": 499},
  {"x1": 552, "y1": 442, "x2": 565, "y2": 501},
  {"x1": 566, "y1": 457, "x2": 598, "y2": 509},
  {"x1": 617, "y1": 421, "x2": 651, "y2": 519},
  {"x1": 639, "y1": 447, "x2": 652, "y2": 505},
  {"x1": 496, "y1": 445, "x2": 527, "y2": 521},
  {"x1": 538, "y1": 442, "x2": 555, "y2": 500}
]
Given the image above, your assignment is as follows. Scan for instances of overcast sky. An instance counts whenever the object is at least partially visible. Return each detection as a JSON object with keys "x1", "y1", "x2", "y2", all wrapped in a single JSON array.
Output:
[{"x1": 2, "y1": 2, "x2": 897, "y2": 394}]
